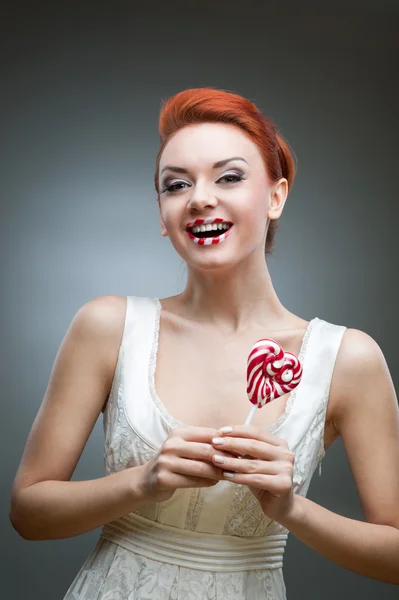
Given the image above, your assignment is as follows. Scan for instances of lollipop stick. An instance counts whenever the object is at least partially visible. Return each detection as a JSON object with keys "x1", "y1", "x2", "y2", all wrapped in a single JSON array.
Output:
[{"x1": 244, "y1": 404, "x2": 257, "y2": 426}]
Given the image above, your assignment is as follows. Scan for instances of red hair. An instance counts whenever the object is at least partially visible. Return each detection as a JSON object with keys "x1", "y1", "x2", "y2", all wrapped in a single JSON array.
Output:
[{"x1": 154, "y1": 87, "x2": 297, "y2": 254}]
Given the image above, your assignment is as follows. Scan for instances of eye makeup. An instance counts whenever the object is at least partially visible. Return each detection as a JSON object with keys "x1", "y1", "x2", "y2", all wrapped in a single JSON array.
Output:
[{"x1": 160, "y1": 169, "x2": 246, "y2": 195}]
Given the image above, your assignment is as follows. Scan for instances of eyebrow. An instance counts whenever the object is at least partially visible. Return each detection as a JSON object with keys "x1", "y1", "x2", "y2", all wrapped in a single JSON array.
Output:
[{"x1": 160, "y1": 156, "x2": 248, "y2": 176}]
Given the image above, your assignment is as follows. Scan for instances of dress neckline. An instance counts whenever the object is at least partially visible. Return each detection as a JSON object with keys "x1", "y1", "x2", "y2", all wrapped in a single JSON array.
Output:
[{"x1": 148, "y1": 297, "x2": 318, "y2": 433}]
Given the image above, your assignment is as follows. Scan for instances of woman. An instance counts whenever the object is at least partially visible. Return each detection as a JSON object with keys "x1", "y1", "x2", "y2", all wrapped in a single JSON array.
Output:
[{"x1": 10, "y1": 87, "x2": 399, "y2": 599}]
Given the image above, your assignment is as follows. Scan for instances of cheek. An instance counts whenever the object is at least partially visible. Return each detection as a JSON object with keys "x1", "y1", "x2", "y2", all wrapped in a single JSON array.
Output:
[
  {"x1": 160, "y1": 207, "x2": 187, "y2": 247},
  {"x1": 159, "y1": 204, "x2": 177, "y2": 229},
  {"x1": 240, "y1": 196, "x2": 268, "y2": 229},
  {"x1": 236, "y1": 206, "x2": 268, "y2": 248}
]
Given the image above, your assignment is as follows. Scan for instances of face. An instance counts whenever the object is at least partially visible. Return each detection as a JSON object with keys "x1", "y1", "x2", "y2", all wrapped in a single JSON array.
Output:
[{"x1": 157, "y1": 122, "x2": 287, "y2": 272}]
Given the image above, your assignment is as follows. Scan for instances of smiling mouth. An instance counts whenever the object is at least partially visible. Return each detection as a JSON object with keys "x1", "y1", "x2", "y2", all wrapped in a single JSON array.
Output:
[
  {"x1": 188, "y1": 223, "x2": 233, "y2": 239},
  {"x1": 186, "y1": 223, "x2": 234, "y2": 246}
]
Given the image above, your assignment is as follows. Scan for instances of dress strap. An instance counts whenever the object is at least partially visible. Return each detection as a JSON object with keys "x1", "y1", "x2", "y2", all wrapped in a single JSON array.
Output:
[
  {"x1": 121, "y1": 296, "x2": 172, "y2": 452},
  {"x1": 278, "y1": 318, "x2": 346, "y2": 451},
  {"x1": 278, "y1": 318, "x2": 346, "y2": 491},
  {"x1": 122, "y1": 296, "x2": 151, "y2": 347}
]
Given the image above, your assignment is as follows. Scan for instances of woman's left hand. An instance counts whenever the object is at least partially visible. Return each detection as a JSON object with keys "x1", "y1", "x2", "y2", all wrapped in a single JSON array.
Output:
[{"x1": 211, "y1": 425, "x2": 296, "y2": 523}]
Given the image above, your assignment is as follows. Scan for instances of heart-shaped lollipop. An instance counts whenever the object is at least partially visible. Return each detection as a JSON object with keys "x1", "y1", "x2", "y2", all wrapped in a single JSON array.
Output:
[{"x1": 245, "y1": 339, "x2": 303, "y2": 425}]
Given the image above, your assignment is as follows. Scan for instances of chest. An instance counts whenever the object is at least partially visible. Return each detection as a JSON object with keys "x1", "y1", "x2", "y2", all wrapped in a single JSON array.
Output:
[
  {"x1": 155, "y1": 317, "x2": 304, "y2": 434},
  {"x1": 153, "y1": 312, "x2": 338, "y2": 451}
]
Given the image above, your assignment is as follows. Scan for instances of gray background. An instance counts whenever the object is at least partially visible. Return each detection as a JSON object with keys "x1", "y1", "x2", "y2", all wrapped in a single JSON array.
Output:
[{"x1": 1, "y1": 2, "x2": 398, "y2": 598}]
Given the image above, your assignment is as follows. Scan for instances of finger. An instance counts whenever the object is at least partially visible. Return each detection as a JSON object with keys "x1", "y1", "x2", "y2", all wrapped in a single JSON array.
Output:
[
  {"x1": 172, "y1": 457, "x2": 225, "y2": 481},
  {"x1": 212, "y1": 454, "x2": 283, "y2": 476},
  {"x1": 172, "y1": 426, "x2": 223, "y2": 443},
  {"x1": 217, "y1": 425, "x2": 285, "y2": 446},
  {"x1": 167, "y1": 473, "x2": 219, "y2": 489},
  {"x1": 220, "y1": 472, "x2": 291, "y2": 493},
  {"x1": 164, "y1": 439, "x2": 237, "y2": 462},
  {"x1": 212, "y1": 435, "x2": 280, "y2": 460}
]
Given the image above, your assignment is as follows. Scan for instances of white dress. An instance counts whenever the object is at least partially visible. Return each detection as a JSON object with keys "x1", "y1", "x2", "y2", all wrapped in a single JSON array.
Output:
[{"x1": 62, "y1": 296, "x2": 346, "y2": 599}]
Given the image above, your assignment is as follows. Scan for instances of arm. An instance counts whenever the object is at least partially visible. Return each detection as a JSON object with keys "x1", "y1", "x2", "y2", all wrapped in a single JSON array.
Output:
[
  {"x1": 279, "y1": 328, "x2": 399, "y2": 585},
  {"x1": 9, "y1": 296, "x2": 227, "y2": 541},
  {"x1": 11, "y1": 466, "x2": 148, "y2": 541},
  {"x1": 9, "y1": 296, "x2": 149, "y2": 540}
]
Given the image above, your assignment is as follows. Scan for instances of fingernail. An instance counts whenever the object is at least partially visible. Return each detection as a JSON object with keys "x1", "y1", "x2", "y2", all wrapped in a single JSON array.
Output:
[
  {"x1": 214, "y1": 455, "x2": 225, "y2": 464},
  {"x1": 212, "y1": 437, "x2": 225, "y2": 445},
  {"x1": 219, "y1": 426, "x2": 233, "y2": 434},
  {"x1": 223, "y1": 471, "x2": 235, "y2": 478}
]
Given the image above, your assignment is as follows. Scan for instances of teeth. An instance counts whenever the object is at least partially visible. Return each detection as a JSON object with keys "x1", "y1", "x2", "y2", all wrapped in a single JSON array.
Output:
[{"x1": 191, "y1": 223, "x2": 231, "y2": 234}]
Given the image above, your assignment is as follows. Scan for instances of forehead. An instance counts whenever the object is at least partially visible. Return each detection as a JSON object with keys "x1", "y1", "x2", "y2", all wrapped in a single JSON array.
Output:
[{"x1": 159, "y1": 122, "x2": 262, "y2": 168}]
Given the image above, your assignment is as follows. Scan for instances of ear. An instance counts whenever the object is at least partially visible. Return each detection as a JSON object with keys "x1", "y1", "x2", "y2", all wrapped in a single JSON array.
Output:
[
  {"x1": 158, "y1": 201, "x2": 168, "y2": 237},
  {"x1": 267, "y1": 178, "x2": 288, "y2": 221}
]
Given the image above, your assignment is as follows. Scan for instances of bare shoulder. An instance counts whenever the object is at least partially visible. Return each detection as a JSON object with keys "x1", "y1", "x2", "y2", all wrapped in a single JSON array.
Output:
[
  {"x1": 74, "y1": 295, "x2": 128, "y2": 410},
  {"x1": 76, "y1": 294, "x2": 127, "y2": 340},
  {"x1": 329, "y1": 327, "x2": 389, "y2": 424},
  {"x1": 334, "y1": 327, "x2": 384, "y2": 372},
  {"x1": 75, "y1": 294, "x2": 127, "y2": 362}
]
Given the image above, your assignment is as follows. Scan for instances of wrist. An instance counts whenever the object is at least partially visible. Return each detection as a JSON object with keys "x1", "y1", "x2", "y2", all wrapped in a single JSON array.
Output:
[
  {"x1": 277, "y1": 493, "x2": 306, "y2": 529},
  {"x1": 126, "y1": 465, "x2": 151, "y2": 507}
]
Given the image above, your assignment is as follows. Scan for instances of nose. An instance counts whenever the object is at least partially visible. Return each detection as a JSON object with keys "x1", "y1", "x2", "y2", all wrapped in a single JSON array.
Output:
[{"x1": 187, "y1": 181, "x2": 219, "y2": 212}]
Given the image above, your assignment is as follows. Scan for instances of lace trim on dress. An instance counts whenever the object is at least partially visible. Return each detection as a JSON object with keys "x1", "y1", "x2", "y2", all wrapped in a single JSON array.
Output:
[
  {"x1": 103, "y1": 343, "x2": 157, "y2": 475},
  {"x1": 149, "y1": 297, "x2": 319, "y2": 436},
  {"x1": 292, "y1": 385, "x2": 329, "y2": 489},
  {"x1": 185, "y1": 488, "x2": 207, "y2": 531},
  {"x1": 148, "y1": 298, "x2": 183, "y2": 431},
  {"x1": 265, "y1": 316, "x2": 317, "y2": 433}
]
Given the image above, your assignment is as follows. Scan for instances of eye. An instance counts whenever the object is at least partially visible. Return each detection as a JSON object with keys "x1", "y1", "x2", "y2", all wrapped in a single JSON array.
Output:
[
  {"x1": 162, "y1": 181, "x2": 189, "y2": 194},
  {"x1": 218, "y1": 173, "x2": 244, "y2": 185},
  {"x1": 161, "y1": 171, "x2": 244, "y2": 194}
]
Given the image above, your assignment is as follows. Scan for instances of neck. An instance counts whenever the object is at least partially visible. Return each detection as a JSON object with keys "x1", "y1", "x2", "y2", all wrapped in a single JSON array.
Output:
[{"x1": 178, "y1": 254, "x2": 289, "y2": 334}]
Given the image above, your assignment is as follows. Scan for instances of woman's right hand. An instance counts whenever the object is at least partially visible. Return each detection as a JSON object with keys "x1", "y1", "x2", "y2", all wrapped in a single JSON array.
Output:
[{"x1": 137, "y1": 426, "x2": 229, "y2": 503}]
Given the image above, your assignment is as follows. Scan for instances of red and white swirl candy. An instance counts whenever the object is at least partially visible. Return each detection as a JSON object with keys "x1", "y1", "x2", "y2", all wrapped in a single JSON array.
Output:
[{"x1": 245, "y1": 339, "x2": 303, "y2": 425}]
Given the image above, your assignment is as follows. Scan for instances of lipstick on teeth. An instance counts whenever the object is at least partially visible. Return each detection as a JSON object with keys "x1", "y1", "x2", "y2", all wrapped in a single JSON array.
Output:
[
  {"x1": 187, "y1": 227, "x2": 233, "y2": 245},
  {"x1": 185, "y1": 217, "x2": 233, "y2": 246}
]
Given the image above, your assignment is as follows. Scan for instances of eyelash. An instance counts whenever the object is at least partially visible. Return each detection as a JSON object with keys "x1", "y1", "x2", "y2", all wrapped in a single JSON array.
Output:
[{"x1": 161, "y1": 172, "x2": 245, "y2": 194}]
